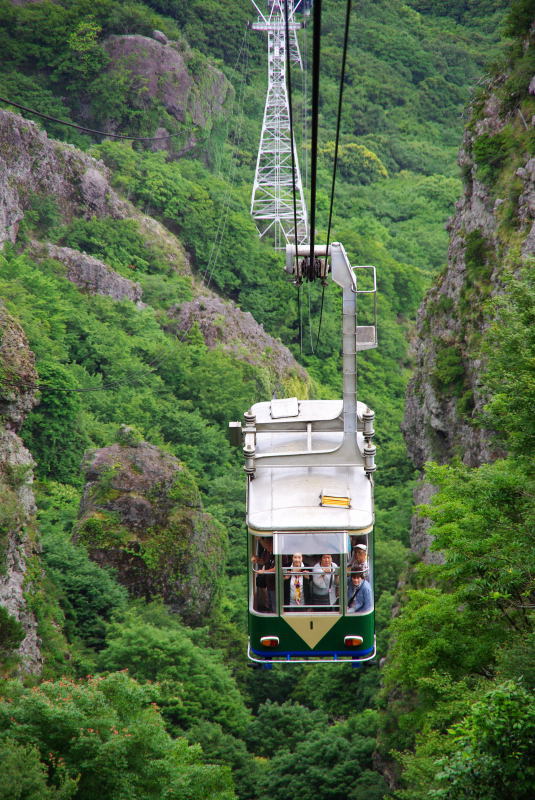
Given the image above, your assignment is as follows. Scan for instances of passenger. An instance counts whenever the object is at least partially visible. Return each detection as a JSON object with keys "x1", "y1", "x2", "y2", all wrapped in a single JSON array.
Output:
[
  {"x1": 252, "y1": 537, "x2": 276, "y2": 612},
  {"x1": 349, "y1": 543, "x2": 368, "y2": 573},
  {"x1": 347, "y1": 570, "x2": 372, "y2": 614},
  {"x1": 311, "y1": 554, "x2": 339, "y2": 609},
  {"x1": 284, "y1": 552, "x2": 310, "y2": 609}
]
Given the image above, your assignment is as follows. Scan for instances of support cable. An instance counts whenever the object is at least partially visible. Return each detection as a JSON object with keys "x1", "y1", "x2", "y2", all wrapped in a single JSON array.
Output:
[
  {"x1": 315, "y1": 0, "x2": 352, "y2": 350},
  {"x1": 284, "y1": 0, "x2": 300, "y2": 249},
  {"x1": 308, "y1": 0, "x2": 322, "y2": 270},
  {"x1": 284, "y1": 0, "x2": 303, "y2": 353},
  {"x1": 0, "y1": 95, "x2": 183, "y2": 141}
]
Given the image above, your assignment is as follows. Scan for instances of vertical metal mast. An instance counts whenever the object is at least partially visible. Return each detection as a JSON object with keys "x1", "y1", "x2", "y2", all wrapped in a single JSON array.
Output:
[{"x1": 250, "y1": 1, "x2": 309, "y2": 249}]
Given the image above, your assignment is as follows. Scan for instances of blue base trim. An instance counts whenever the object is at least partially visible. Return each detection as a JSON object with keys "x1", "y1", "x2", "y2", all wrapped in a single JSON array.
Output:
[{"x1": 251, "y1": 646, "x2": 374, "y2": 659}]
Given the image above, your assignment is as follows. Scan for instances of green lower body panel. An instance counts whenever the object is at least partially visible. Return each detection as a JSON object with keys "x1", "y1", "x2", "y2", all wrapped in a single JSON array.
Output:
[{"x1": 249, "y1": 611, "x2": 375, "y2": 662}]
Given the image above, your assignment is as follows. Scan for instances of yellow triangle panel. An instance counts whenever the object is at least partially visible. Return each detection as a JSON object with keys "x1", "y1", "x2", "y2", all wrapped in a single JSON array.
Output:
[{"x1": 282, "y1": 614, "x2": 339, "y2": 648}]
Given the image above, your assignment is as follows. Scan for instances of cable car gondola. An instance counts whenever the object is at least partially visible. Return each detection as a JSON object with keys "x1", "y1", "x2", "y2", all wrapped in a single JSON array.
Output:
[{"x1": 230, "y1": 243, "x2": 377, "y2": 664}]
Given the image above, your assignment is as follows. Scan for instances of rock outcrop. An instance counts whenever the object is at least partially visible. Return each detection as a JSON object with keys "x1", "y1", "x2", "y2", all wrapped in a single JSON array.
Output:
[
  {"x1": 0, "y1": 303, "x2": 42, "y2": 673},
  {"x1": 403, "y1": 57, "x2": 535, "y2": 558},
  {"x1": 404, "y1": 103, "x2": 535, "y2": 469},
  {"x1": 75, "y1": 427, "x2": 227, "y2": 625},
  {"x1": 102, "y1": 35, "x2": 232, "y2": 150},
  {"x1": 0, "y1": 109, "x2": 126, "y2": 247},
  {"x1": 0, "y1": 109, "x2": 192, "y2": 279},
  {"x1": 168, "y1": 294, "x2": 310, "y2": 394},
  {"x1": 45, "y1": 244, "x2": 143, "y2": 304}
]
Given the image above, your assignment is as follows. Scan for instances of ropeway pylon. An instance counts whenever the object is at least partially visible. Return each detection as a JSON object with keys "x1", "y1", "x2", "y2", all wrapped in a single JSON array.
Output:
[{"x1": 250, "y1": 1, "x2": 309, "y2": 249}]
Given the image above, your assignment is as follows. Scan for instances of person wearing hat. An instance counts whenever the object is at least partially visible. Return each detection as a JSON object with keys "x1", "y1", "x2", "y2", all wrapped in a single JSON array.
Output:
[
  {"x1": 347, "y1": 570, "x2": 372, "y2": 614},
  {"x1": 349, "y1": 542, "x2": 368, "y2": 573}
]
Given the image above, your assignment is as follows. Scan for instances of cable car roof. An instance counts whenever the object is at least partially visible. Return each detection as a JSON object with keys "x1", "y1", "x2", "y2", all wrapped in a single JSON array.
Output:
[{"x1": 246, "y1": 399, "x2": 374, "y2": 533}]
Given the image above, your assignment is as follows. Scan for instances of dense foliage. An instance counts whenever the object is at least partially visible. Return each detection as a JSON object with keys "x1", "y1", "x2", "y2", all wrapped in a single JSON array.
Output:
[
  {"x1": 376, "y1": 6, "x2": 535, "y2": 793},
  {"x1": 1, "y1": 1, "x2": 532, "y2": 799},
  {"x1": 0, "y1": 671, "x2": 234, "y2": 800}
]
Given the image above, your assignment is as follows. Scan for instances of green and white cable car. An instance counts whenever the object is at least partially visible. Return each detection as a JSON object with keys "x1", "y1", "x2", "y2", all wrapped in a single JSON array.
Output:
[{"x1": 230, "y1": 243, "x2": 377, "y2": 663}]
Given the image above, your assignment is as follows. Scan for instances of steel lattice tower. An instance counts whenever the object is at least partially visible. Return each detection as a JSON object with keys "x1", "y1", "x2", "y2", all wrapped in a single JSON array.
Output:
[{"x1": 251, "y1": 2, "x2": 309, "y2": 249}]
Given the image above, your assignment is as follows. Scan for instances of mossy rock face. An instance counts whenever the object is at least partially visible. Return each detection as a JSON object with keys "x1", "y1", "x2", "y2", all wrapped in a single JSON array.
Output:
[
  {"x1": 75, "y1": 438, "x2": 227, "y2": 624},
  {"x1": 0, "y1": 303, "x2": 38, "y2": 432},
  {"x1": 167, "y1": 294, "x2": 310, "y2": 395}
]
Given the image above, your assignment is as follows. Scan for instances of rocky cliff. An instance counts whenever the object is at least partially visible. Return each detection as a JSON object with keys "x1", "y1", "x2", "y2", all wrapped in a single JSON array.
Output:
[
  {"x1": 167, "y1": 294, "x2": 310, "y2": 395},
  {"x1": 0, "y1": 109, "x2": 307, "y2": 389},
  {"x1": 0, "y1": 303, "x2": 41, "y2": 673},
  {"x1": 403, "y1": 34, "x2": 535, "y2": 557},
  {"x1": 0, "y1": 102, "x2": 311, "y2": 650},
  {"x1": 102, "y1": 34, "x2": 232, "y2": 152},
  {"x1": 75, "y1": 427, "x2": 226, "y2": 625},
  {"x1": 0, "y1": 109, "x2": 191, "y2": 275}
]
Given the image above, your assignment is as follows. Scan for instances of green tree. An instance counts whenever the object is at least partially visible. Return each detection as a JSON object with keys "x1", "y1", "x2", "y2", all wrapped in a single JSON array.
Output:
[
  {"x1": 97, "y1": 608, "x2": 251, "y2": 737},
  {"x1": 20, "y1": 362, "x2": 90, "y2": 485},
  {"x1": 482, "y1": 267, "x2": 535, "y2": 457},
  {"x1": 0, "y1": 739, "x2": 75, "y2": 800},
  {"x1": 0, "y1": 607, "x2": 24, "y2": 660},
  {"x1": 257, "y1": 710, "x2": 387, "y2": 800},
  {"x1": 432, "y1": 681, "x2": 535, "y2": 800},
  {"x1": 41, "y1": 529, "x2": 127, "y2": 650},
  {"x1": 0, "y1": 671, "x2": 235, "y2": 800},
  {"x1": 319, "y1": 141, "x2": 388, "y2": 183}
]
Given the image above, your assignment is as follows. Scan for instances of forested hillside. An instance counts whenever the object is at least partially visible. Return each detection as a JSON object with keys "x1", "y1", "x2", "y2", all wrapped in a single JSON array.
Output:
[{"x1": 0, "y1": 1, "x2": 532, "y2": 798}]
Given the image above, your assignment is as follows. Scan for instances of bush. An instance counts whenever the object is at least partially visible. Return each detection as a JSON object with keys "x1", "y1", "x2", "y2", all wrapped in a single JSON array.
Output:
[
  {"x1": 472, "y1": 130, "x2": 514, "y2": 185},
  {"x1": 0, "y1": 672, "x2": 235, "y2": 800},
  {"x1": 41, "y1": 531, "x2": 127, "y2": 650},
  {"x1": 97, "y1": 607, "x2": 251, "y2": 737},
  {"x1": 0, "y1": 606, "x2": 25, "y2": 659},
  {"x1": 431, "y1": 342, "x2": 465, "y2": 396},
  {"x1": 432, "y1": 681, "x2": 535, "y2": 800}
]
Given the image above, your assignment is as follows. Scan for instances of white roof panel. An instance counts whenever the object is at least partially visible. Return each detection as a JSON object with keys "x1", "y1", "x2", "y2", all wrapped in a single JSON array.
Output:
[{"x1": 246, "y1": 399, "x2": 374, "y2": 533}]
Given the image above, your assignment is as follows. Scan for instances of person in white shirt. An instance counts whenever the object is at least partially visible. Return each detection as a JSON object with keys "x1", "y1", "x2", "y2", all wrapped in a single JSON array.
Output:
[{"x1": 311, "y1": 554, "x2": 339, "y2": 609}]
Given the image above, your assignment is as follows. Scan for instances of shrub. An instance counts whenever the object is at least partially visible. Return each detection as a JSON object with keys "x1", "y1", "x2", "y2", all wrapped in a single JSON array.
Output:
[
  {"x1": 472, "y1": 130, "x2": 514, "y2": 185},
  {"x1": 0, "y1": 672, "x2": 235, "y2": 800},
  {"x1": 0, "y1": 606, "x2": 25, "y2": 659}
]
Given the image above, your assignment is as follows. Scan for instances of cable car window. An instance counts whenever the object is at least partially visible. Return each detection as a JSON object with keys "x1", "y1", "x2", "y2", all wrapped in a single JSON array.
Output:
[
  {"x1": 309, "y1": 553, "x2": 340, "y2": 611},
  {"x1": 347, "y1": 534, "x2": 374, "y2": 615},
  {"x1": 251, "y1": 536, "x2": 276, "y2": 615},
  {"x1": 274, "y1": 532, "x2": 349, "y2": 555}
]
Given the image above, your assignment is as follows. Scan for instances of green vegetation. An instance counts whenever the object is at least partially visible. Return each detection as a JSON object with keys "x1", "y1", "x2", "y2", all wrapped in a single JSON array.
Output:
[
  {"x1": 1, "y1": 1, "x2": 533, "y2": 799},
  {"x1": 473, "y1": 129, "x2": 515, "y2": 185},
  {"x1": 0, "y1": 0, "x2": 226, "y2": 154},
  {"x1": 376, "y1": 5, "x2": 535, "y2": 794},
  {"x1": 0, "y1": 607, "x2": 24, "y2": 661},
  {"x1": 0, "y1": 671, "x2": 234, "y2": 800}
]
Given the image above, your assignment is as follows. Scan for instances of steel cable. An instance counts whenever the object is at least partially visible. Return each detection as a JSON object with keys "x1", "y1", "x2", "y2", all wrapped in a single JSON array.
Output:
[
  {"x1": 315, "y1": 0, "x2": 352, "y2": 351},
  {"x1": 0, "y1": 95, "x2": 184, "y2": 141}
]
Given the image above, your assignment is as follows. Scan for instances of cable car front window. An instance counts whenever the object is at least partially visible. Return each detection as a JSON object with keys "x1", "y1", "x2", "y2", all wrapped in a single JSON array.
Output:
[{"x1": 277, "y1": 532, "x2": 348, "y2": 613}]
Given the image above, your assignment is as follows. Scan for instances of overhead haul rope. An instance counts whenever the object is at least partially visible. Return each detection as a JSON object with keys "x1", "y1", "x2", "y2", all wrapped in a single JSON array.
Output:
[
  {"x1": 0, "y1": 95, "x2": 184, "y2": 141},
  {"x1": 308, "y1": 0, "x2": 322, "y2": 274},
  {"x1": 284, "y1": 0, "x2": 300, "y2": 258},
  {"x1": 315, "y1": 0, "x2": 352, "y2": 349},
  {"x1": 295, "y1": 0, "x2": 321, "y2": 357},
  {"x1": 300, "y1": 22, "x2": 316, "y2": 354},
  {"x1": 284, "y1": 0, "x2": 303, "y2": 354}
]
